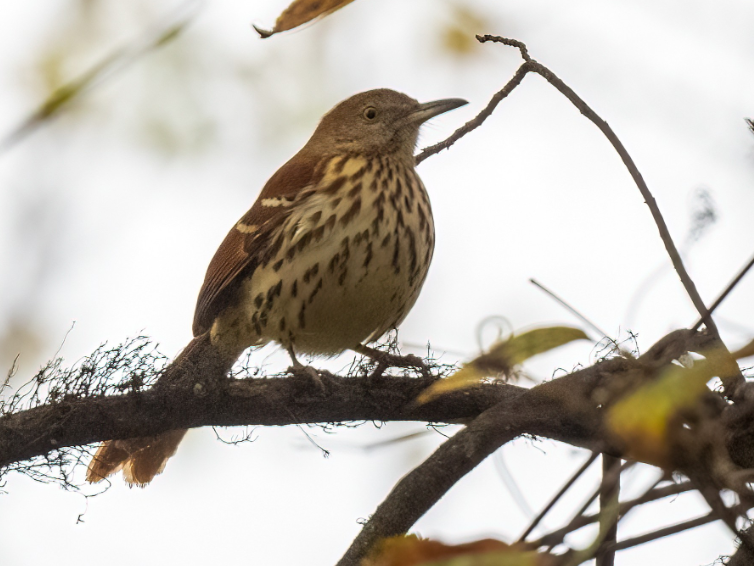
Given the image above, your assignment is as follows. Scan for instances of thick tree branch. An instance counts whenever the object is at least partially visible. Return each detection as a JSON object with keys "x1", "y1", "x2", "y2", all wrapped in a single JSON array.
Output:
[
  {"x1": 0, "y1": 326, "x2": 684, "y2": 475},
  {"x1": 1, "y1": 328, "x2": 727, "y2": 478},
  {"x1": 0, "y1": 369, "x2": 516, "y2": 470}
]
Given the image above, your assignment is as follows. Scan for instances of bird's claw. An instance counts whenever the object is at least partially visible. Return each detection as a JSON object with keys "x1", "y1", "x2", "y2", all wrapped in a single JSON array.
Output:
[{"x1": 289, "y1": 364, "x2": 327, "y2": 393}]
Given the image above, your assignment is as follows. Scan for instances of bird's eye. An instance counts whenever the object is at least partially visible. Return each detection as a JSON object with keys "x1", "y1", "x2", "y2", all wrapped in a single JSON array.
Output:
[{"x1": 363, "y1": 107, "x2": 378, "y2": 120}]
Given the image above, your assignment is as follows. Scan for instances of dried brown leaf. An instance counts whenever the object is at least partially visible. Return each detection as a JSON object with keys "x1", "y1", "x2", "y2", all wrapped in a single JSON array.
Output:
[
  {"x1": 362, "y1": 535, "x2": 554, "y2": 566},
  {"x1": 254, "y1": 0, "x2": 357, "y2": 38}
]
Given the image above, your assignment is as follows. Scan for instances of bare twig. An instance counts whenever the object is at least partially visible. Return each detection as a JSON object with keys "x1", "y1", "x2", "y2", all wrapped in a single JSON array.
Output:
[
  {"x1": 691, "y1": 251, "x2": 754, "y2": 331},
  {"x1": 564, "y1": 461, "x2": 633, "y2": 540},
  {"x1": 566, "y1": 472, "x2": 669, "y2": 565},
  {"x1": 484, "y1": 36, "x2": 714, "y2": 325},
  {"x1": 541, "y1": 461, "x2": 632, "y2": 555},
  {"x1": 531, "y1": 480, "x2": 694, "y2": 549},
  {"x1": 596, "y1": 455, "x2": 621, "y2": 566},
  {"x1": 529, "y1": 279, "x2": 609, "y2": 339},
  {"x1": 414, "y1": 63, "x2": 530, "y2": 165},
  {"x1": 414, "y1": 38, "x2": 535, "y2": 164},
  {"x1": 694, "y1": 479, "x2": 754, "y2": 554},
  {"x1": 606, "y1": 502, "x2": 748, "y2": 555},
  {"x1": 607, "y1": 512, "x2": 717, "y2": 552},
  {"x1": 518, "y1": 452, "x2": 599, "y2": 542},
  {"x1": 335, "y1": 321, "x2": 745, "y2": 564}
]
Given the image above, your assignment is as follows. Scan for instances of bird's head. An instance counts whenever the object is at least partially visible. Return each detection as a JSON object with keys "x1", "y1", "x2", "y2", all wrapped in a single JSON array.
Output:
[{"x1": 308, "y1": 89, "x2": 467, "y2": 161}]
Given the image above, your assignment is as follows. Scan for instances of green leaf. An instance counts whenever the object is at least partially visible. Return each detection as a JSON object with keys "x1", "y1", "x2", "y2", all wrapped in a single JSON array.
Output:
[{"x1": 417, "y1": 326, "x2": 589, "y2": 404}]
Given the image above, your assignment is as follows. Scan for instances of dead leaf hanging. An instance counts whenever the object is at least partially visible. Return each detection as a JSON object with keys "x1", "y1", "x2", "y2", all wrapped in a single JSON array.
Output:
[{"x1": 254, "y1": 0, "x2": 357, "y2": 38}]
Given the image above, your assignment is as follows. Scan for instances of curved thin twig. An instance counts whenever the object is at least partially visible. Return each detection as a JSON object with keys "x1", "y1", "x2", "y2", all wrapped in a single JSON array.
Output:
[
  {"x1": 692, "y1": 251, "x2": 754, "y2": 331},
  {"x1": 518, "y1": 452, "x2": 599, "y2": 542},
  {"x1": 414, "y1": 63, "x2": 531, "y2": 165}
]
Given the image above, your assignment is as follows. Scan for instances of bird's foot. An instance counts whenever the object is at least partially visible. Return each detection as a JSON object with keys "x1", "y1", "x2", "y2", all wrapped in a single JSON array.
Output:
[
  {"x1": 286, "y1": 347, "x2": 327, "y2": 392},
  {"x1": 288, "y1": 363, "x2": 327, "y2": 393},
  {"x1": 354, "y1": 344, "x2": 431, "y2": 379}
]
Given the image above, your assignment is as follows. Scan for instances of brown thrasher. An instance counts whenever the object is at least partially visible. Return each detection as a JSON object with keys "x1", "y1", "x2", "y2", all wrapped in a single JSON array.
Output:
[{"x1": 86, "y1": 89, "x2": 467, "y2": 486}]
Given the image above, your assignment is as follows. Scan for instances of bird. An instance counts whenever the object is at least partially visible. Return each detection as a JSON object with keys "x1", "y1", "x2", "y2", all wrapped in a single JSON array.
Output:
[{"x1": 86, "y1": 89, "x2": 467, "y2": 486}]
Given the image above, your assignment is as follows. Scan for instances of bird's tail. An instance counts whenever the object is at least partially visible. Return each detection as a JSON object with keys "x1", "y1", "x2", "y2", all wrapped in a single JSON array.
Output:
[
  {"x1": 86, "y1": 430, "x2": 187, "y2": 487},
  {"x1": 86, "y1": 332, "x2": 238, "y2": 487}
]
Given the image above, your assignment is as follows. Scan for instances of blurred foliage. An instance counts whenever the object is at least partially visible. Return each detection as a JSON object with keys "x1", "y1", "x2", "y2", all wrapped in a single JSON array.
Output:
[
  {"x1": 11, "y1": 0, "x2": 211, "y2": 156},
  {"x1": 440, "y1": 3, "x2": 491, "y2": 57},
  {"x1": 7, "y1": 0, "x2": 355, "y2": 157},
  {"x1": 0, "y1": 317, "x2": 45, "y2": 381},
  {"x1": 5, "y1": 12, "x2": 199, "y2": 153},
  {"x1": 417, "y1": 326, "x2": 589, "y2": 404},
  {"x1": 685, "y1": 187, "x2": 717, "y2": 246},
  {"x1": 7, "y1": 0, "x2": 495, "y2": 158},
  {"x1": 607, "y1": 347, "x2": 742, "y2": 467}
]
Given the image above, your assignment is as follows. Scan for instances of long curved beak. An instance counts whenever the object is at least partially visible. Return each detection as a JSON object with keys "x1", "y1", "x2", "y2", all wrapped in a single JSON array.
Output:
[{"x1": 407, "y1": 97, "x2": 468, "y2": 125}]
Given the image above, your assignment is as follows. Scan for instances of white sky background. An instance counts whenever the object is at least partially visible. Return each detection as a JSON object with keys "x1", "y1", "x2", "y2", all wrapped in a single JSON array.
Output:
[{"x1": 1, "y1": 0, "x2": 753, "y2": 564}]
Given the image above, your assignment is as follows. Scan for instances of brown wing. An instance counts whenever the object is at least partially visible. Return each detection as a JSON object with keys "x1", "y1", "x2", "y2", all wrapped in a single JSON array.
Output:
[{"x1": 192, "y1": 152, "x2": 323, "y2": 336}]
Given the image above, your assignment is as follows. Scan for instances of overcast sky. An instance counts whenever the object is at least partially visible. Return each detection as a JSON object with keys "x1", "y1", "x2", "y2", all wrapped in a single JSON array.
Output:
[{"x1": 1, "y1": 1, "x2": 753, "y2": 564}]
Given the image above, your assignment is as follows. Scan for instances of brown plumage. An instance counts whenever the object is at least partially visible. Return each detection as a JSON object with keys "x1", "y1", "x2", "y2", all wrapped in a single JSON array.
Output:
[
  {"x1": 86, "y1": 430, "x2": 187, "y2": 487},
  {"x1": 87, "y1": 89, "x2": 467, "y2": 486}
]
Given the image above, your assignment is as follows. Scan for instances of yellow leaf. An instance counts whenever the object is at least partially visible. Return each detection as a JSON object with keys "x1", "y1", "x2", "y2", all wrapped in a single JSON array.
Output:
[
  {"x1": 254, "y1": 0, "x2": 357, "y2": 38},
  {"x1": 417, "y1": 326, "x2": 589, "y2": 404},
  {"x1": 441, "y1": 5, "x2": 489, "y2": 56},
  {"x1": 362, "y1": 535, "x2": 552, "y2": 566},
  {"x1": 607, "y1": 347, "x2": 739, "y2": 467}
]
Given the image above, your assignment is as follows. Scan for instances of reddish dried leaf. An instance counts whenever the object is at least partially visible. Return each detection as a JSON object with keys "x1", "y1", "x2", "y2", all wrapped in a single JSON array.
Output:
[
  {"x1": 255, "y1": 0, "x2": 357, "y2": 38},
  {"x1": 363, "y1": 535, "x2": 553, "y2": 566}
]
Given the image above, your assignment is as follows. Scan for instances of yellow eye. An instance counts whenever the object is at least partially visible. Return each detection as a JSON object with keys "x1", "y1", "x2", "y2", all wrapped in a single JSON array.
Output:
[{"x1": 363, "y1": 107, "x2": 377, "y2": 120}]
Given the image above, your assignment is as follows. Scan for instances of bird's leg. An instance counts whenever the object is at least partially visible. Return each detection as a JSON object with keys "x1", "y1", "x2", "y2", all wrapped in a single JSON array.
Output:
[
  {"x1": 353, "y1": 344, "x2": 431, "y2": 378},
  {"x1": 286, "y1": 346, "x2": 325, "y2": 391}
]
